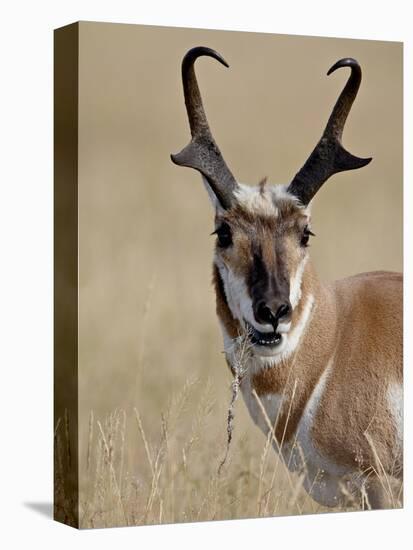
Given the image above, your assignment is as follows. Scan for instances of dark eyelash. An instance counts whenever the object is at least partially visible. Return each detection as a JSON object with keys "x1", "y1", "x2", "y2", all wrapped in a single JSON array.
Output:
[
  {"x1": 301, "y1": 226, "x2": 315, "y2": 247},
  {"x1": 213, "y1": 223, "x2": 232, "y2": 248}
]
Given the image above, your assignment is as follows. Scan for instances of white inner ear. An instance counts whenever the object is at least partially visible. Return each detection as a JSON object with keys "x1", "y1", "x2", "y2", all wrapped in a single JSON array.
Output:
[{"x1": 201, "y1": 176, "x2": 225, "y2": 214}]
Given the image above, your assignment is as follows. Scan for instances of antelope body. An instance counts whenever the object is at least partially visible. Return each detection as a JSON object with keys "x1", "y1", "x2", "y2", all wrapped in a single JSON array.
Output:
[{"x1": 171, "y1": 47, "x2": 403, "y2": 509}]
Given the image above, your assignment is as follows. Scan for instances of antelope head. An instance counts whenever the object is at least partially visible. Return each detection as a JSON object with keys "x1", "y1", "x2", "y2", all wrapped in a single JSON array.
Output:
[{"x1": 171, "y1": 47, "x2": 372, "y2": 359}]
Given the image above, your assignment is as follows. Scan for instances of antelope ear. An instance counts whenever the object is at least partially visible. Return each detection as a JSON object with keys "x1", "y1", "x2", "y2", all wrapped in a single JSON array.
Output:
[{"x1": 202, "y1": 176, "x2": 226, "y2": 213}]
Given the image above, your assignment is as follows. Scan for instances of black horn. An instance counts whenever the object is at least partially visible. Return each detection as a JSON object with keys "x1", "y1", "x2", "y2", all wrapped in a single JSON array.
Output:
[
  {"x1": 287, "y1": 58, "x2": 372, "y2": 206},
  {"x1": 171, "y1": 47, "x2": 239, "y2": 210}
]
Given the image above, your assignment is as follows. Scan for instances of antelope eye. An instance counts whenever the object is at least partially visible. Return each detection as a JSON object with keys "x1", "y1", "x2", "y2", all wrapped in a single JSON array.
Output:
[
  {"x1": 214, "y1": 223, "x2": 232, "y2": 248},
  {"x1": 300, "y1": 226, "x2": 315, "y2": 247}
]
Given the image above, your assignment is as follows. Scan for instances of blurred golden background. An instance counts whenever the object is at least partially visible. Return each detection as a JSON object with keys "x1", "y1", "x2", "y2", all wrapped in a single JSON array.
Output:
[{"x1": 75, "y1": 22, "x2": 402, "y2": 526}]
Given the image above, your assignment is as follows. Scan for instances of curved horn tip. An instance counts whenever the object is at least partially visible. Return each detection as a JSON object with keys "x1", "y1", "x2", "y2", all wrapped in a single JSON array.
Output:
[
  {"x1": 358, "y1": 156, "x2": 373, "y2": 167},
  {"x1": 327, "y1": 57, "x2": 360, "y2": 76},
  {"x1": 182, "y1": 46, "x2": 229, "y2": 70}
]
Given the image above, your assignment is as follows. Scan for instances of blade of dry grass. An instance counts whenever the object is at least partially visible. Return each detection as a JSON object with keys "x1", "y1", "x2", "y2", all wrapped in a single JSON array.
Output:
[
  {"x1": 134, "y1": 407, "x2": 154, "y2": 477},
  {"x1": 218, "y1": 334, "x2": 251, "y2": 474},
  {"x1": 97, "y1": 420, "x2": 127, "y2": 524},
  {"x1": 87, "y1": 410, "x2": 94, "y2": 472},
  {"x1": 252, "y1": 382, "x2": 303, "y2": 514},
  {"x1": 364, "y1": 431, "x2": 396, "y2": 508}
]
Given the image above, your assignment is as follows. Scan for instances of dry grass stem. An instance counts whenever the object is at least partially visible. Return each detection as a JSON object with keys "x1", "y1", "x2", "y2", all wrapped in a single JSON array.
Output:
[
  {"x1": 218, "y1": 334, "x2": 252, "y2": 475},
  {"x1": 134, "y1": 407, "x2": 155, "y2": 477},
  {"x1": 87, "y1": 410, "x2": 94, "y2": 472}
]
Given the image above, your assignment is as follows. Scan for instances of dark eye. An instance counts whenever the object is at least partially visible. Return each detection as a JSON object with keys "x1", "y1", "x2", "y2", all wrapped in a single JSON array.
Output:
[
  {"x1": 300, "y1": 226, "x2": 315, "y2": 247},
  {"x1": 213, "y1": 223, "x2": 233, "y2": 248}
]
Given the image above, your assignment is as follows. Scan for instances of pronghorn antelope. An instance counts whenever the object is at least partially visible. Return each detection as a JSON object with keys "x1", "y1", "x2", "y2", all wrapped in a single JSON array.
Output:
[{"x1": 171, "y1": 47, "x2": 403, "y2": 509}]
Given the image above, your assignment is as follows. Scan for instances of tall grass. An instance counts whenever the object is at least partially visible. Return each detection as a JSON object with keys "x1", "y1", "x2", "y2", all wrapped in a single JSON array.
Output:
[
  {"x1": 55, "y1": 372, "x2": 402, "y2": 529},
  {"x1": 59, "y1": 254, "x2": 403, "y2": 527},
  {"x1": 54, "y1": 273, "x2": 402, "y2": 528}
]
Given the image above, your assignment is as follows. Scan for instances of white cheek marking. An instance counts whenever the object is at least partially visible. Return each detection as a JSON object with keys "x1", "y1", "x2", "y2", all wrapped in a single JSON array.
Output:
[
  {"x1": 216, "y1": 259, "x2": 253, "y2": 327},
  {"x1": 290, "y1": 254, "x2": 309, "y2": 309},
  {"x1": 387, "y1": 383, "x2": 403, "y2": 448},
  {"x1": 215, "y1": 259, "x2": 274, "y2": 333},
  {"x1": 257, "y1": 293, "x2": 314, "y2": 368},
  {"x1": 227, "y1": 269, "x2": 254, "y2": 326},
  {"x1": 218, "y1": 320, "x2": 241, "y2": 370}
]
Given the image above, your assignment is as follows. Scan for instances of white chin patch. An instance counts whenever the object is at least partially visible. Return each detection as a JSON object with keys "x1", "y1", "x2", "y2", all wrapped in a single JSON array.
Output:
[
  {"x1": 257, "y1": 294, "x2": 315, "y2": 366},
  {"x1": 253, "y1": 340, "x2": 287, "y2": 357}
]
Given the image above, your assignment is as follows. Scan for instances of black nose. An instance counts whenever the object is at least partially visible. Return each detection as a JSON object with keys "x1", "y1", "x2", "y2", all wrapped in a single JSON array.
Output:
[{"x1": 255, "y1": 301, "x2": 291, "y2": 327}]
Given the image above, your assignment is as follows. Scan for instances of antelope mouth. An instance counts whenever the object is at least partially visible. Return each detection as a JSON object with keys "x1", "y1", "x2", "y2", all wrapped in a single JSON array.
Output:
[{"x1": 245, "y1": 321, "x2": 282, "y2": 347}]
